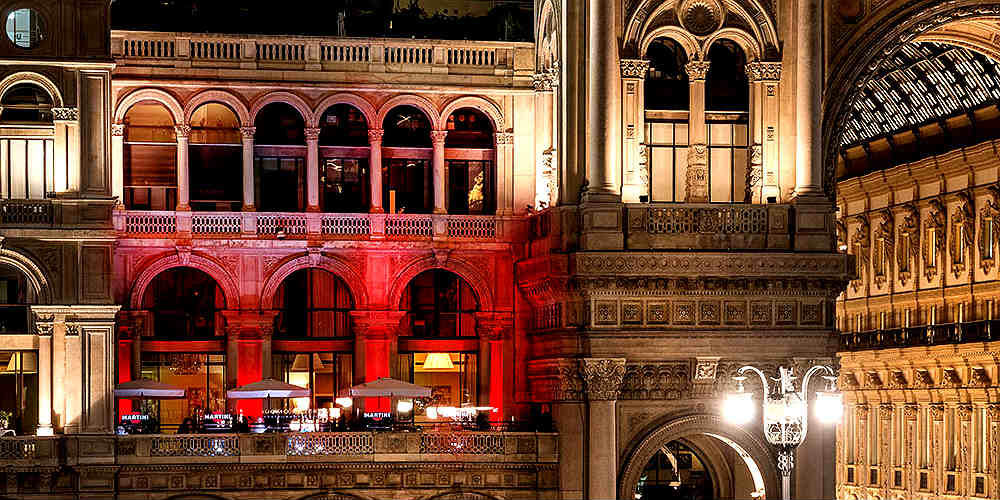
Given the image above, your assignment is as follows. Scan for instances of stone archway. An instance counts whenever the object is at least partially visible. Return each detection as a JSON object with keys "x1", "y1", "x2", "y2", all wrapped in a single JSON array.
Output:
[{"x1": 619, "y1": 414, "x2": 778, "y2": 500}]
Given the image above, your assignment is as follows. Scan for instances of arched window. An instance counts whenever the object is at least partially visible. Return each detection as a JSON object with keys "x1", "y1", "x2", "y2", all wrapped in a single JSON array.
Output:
[
  {"x1": 645, "y1": 38, "x2": 690, "y2": 202},
  {"x1": 142, "y1": 267, "x2": 225, "y2": 339},
  {"x1": 122, "y1": 102, "x2": 177, "y2": 210},
  {"x1": 705, "y1": 40, "x2": 750, "y2": 203},
  {"x1": 398, "y1": 270, "x2": 480, "y2": 418},
  {"x1": 0, "y1": 264, "x2": 36, "y2": 333},
  {"x1": 274, "y1": 268, "x2": 353, "y2": 338},
  {"x1": 318, "y1": 104, "x2": 370, "y2": 212},
  {"x1": 445, "y1": 108, "x2": 495, "y2": 215},
  {"x1": 382, "y1": 105, "x2": 432, "y2": 213},
  {"x1": 253, "y1": 102, "x2": 306, "y2": 212},
  {"x1": 0, "y1": 83, "x2": 55, "y2": 200},
  {"x1": 189, "y1": 103, "x2": 241, "y2": 211}
]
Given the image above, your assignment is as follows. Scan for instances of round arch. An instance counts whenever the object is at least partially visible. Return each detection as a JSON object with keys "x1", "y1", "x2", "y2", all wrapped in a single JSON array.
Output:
[
  {"x1": 823, "y1": 1, "x2": 1000, "y2": 196},
  {"x1": 618, "y1": 413, "x2": 778, "y2": 500},
  {"x1": 129, "y1": 253, "x2": 239, "y2": 310},
  {"x1": 388, "y1": 256, "x2": 495, "y2": 313},
  {"x1": 624, "y1": 0, "x2": 778, "y2": 58},
  {"x1": 183, "y1": 89, "x2": 250, "y2": 126},
  {"x1": 639, "y1": 26, "x2": 701, "y2": 60},
  {"x1": 536, "y1": 0, "x2": 560, "y2": 70},
  {"x1": 0, "y1": 71, "x2": 63, "y2": 108},
  {"x1": 250, "y1": 91, "x2": 312, "y2": 127},
  {"x1": 114, "y1": 88, "x2": 184, "y2": 124},
  {"x1": 702, "y1": 28, "x2": 761, "y2": 61},
  {"x1": 164, "y1": 495, "x2": 233, "y2": 500},
  {"x1": 311, "y1": 93, "x2": 377, "y2": 129},
  {"x1": 439, "y1": 96, "x2": 505, "y2": 134},
  {"x1": 293, "y1": 492, "x2": 371, "y2": 500},
  {"x1": 0, "y1": 247, "x2": 53, "y2": 304},
  {"x1": 260, "y1": 253, "x2": 369, "y2": 310},
  {"x1": 376, "y1": 94, "x2": 441, "y2": 131},
  {"x1": 423, "y1": 491, "x2": 499, "y2": 500}
]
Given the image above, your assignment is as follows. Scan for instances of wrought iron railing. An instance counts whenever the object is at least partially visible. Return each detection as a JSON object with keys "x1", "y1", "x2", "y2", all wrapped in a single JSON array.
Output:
[{"x1": 839, "y1": 320, "x2": 998, "y2": 351}]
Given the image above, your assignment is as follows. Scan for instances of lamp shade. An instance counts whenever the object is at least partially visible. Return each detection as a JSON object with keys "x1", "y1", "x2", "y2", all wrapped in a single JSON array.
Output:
[{"x1": 422, "y1": 352, "x2": 455, "y2": 370}]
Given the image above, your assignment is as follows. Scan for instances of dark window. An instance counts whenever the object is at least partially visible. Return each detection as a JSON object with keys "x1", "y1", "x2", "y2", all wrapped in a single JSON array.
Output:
[
  {"x1": 644, "y1": 39, "x2": 689, "y2": 111},
  {"x1": 447, "y1": 160, "x2": 494, "y2": 214},
  {"x1": 254, "y1": 102, "x2": 304, "y2": 146},
  {"x1": 0, "y1": 83, "x2": 52, "y2": 123},
  {"x1": 894, "y1": 470, "x2": 902, "y2": 487},
  {"x1": 919, "y1": 472, "x2": 928, "y2": 490},
  {"x1": 383, "y1": 159, "x2": 429, "y2": 213},
  {"x1": 190, "y1": 103, "x2": 241, "y2": 211},
  {"x1": 319, "y1": 104, "x2": 368, "y2": 147},
  {"x1": 322, "y1": 158, "x2": 369, "y2": 212},
  {"x1": 254, "y1": 156, "x2": 305, "y2": 212},
  {"x1": 869, "y1": 468, "x2": 878, "y2": 485},
  {"x1": 142, "y1": 267, "x2": 225, "y2": 339},
  {"x1": 946, "y1": 474, "x2": 956, "y2": 491},
  {"x1": 0, "y1": 266, "x2": 32, "y2": 333},
  {"x1": 383, "y1": 106, "x2": 431, "y2": 148},
  {"x1": 401, "y1": 270, "x2": 478, "y2": 337},
  {"x1": 976, "y1": 476, "x2": 985, "y2": 495},
  {"x1": 847, "y1": 467, "x2": 855, "y2": 484},
  {"x1": 123, "y1": 101, "x2": 177, "y2": 210},
  {"x1": 444, "y1": 109, "x2": 493, "y2": 148},
  {"x1": 274, "y1": 269, "x2": 353, "y2": 338},
  {"x1": 706, "y1": 41, "x2": 749, "y2": 112}
]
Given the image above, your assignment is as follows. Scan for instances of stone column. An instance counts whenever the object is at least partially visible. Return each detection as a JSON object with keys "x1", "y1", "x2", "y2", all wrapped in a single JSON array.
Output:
[
  {"x1": 431, "y1": 130, "x2": 448, "y2": 214},
  {"x1": 550, "y1": 359, "x2": 586, "y2": 499},
  {"x1": 475, "y1": 312, "x2": 513, "y2": 419},
  {"x1": 368, "y1": 129, "x2": 385, "y2": 213},
  {"x1": 533, "y1": 73, "x2": 555, "y2": 209},
  {"x1": 111, "y1": 123, "x2": 125, "y2": 207},
  {"x1": 36, "y1": 321, "x2": 54, "y2": 436},
  {"x1": 584, "y1": 0, "x2": 621, "y2": 202},
  {"x1": 745, "y1": 62, "x2": 782, "y2": 203},
  {"x1": 794, "y1": 0, "x2": 823, "y2": 198},
  {"x1": 495, "y1": 132, "x2": 514, "y2": 215},
  {"x1": 685, "y1": 61, "x2": 710, "y2": 203},
  {"x1": 305, "y1": 127, "x2": 321, "y2": 212},
  {"x1": 175, "y1": 124, "x2": 191, "y2": 210},
  {"x1": 240, "y1": 126, "x2": 256, "y2": 210},
  {"x1": 620, "y1": 59, "x2": 650, "y2": 203},
  {"x1": 580, "y1": 358, "x2": 626, "y2": 500}
]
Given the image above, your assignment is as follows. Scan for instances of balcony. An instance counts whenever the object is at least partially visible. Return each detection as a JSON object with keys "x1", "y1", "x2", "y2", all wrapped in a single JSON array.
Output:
[
  {"x1": 625, "y1": 203, "x2": 792, "y2": 250},
  {"x1": 0, "y1": 199, "x2": 115, "y2": 229},
  {"x1": 114, "y1": 210, "x2": 514, "y2": 242},
  {"x1": 839, "y1": 320, "x2": 999, "y2": 351}
]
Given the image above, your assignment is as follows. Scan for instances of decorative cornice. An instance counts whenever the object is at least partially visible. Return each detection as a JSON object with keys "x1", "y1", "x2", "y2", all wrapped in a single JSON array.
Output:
[
  {"x1": 620, "y1": 59, "x2": 651, "y2": 79},
  {"x1": 51, "y1": 107, "x2": 78, "y2": 121},
  {"x1": 573, "y1": 253, "x2": 852, "y2": 280},
  {"x1": 745, "y1": 62, "x2": 782, "y2": 81},
  {"x1": 580, "y1": 358, "x2": 626, "y2": 401}
]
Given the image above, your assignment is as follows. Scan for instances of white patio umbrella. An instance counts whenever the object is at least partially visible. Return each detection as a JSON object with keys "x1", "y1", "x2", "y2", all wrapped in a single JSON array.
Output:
[
  {"x1": 114, "y1": 378, "x2": 185, "y2": 399},
  {"x1": 348, "y1": 377, "x2": 431, "y2": 398},
  {"x1": 227, "y1": 378, "x2": 310, "y2": 399}
]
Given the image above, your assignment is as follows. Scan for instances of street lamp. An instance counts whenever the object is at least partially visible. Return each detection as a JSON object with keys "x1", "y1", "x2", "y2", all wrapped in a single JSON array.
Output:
[{"x1": 724, "y1": 365, "x2": 842, "y2": 500}]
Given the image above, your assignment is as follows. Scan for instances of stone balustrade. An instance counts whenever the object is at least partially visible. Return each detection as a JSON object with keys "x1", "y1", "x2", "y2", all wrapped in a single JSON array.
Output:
[
  {"x1": 625, "y1": 203, "x2": 793, "y2": 250},
  {"x1": 115, "y1": 210, "x2": 513, "y2": 241},
  {"x1": 112, "y1": 31, "x2": 534, "y2": 78},
  {"x1": 0, "y1": 199, "x2": 115, "y2": 229}
]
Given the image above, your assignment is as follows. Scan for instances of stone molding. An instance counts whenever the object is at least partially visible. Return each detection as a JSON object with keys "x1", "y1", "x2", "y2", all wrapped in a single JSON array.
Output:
[
  {"x1": 620, "y1": 59, "x2": 650, "y2": 79},
  {"x1": 51, "y1": 107, "x2": 79, "y2": 121},
  {"x1": 580, "y1": 358, "x2": 626, "y2": 401},
  {"x1": 572, "y1": 252, "x2": 852, "y2": 279},
  {"x1": 745, "y1": 62, "x2": 782, "y2": 81},
  {"x1": 619, "y1": 362, "x2": 691, "y2": 400}
]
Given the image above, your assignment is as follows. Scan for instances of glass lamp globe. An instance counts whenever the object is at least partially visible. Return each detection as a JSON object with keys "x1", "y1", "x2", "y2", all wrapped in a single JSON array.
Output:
[
  {"x1": 724, "y1": 377, "x2": 754, "y2": 425},
  {"x1": 815, "y1": 376, "x2": 843, "y2": 424}
]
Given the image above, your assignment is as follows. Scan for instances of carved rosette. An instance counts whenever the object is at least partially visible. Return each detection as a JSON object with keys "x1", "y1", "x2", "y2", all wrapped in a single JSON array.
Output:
[
  {"x1": 620, "y1": 59, "x2": 651, "y2": 79},
  {"x1": 897, "y1": 204, "x2": 920, "y2": 286},
  {"x1": 367, "y1": 128, "x2": 384, "y2": 144},
  {"x1": 950, "y1": 193, "x2": 975, "y2": 278},
  {"x1": 579, "y1": 358, "x2": 626, "y2": 401},
  {"x1": 745, "y1": 62, "x2": 782, "y2": 82},
  {"x1": 684, "y1": 61, "x2": 711, "y2": 81},
  {"x1": 51, "y1": 107, "x2": 79, "y2": 121},
  {"x1": 676, "y1": 0, "x2": 725, "y2": 36},
  {"x1": 924, "y1": 199, "x2": 945, "y2": 281}
]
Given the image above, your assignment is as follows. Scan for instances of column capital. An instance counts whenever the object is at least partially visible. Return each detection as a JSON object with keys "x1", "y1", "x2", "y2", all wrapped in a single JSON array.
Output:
[
  {"x1": 685, "y1": 60, "x2": 711, "y2": 80},
  {"x1": 304, "y1": 127, "x2": 321, "y2": 141},
  {"x1": 174, "y1": 124, "x2": 192, "y2": 138},
  {"x1": 349, "y1": 310, "x2": 406, "y2": 340},
  {"x1": 221, "y1": 310, "x2": 277, "y2": 338},
  {"x1": 745, "y1": 61, "x2": 782, "y2": 82},
  {"x1": 580, "y1": 358, "x2": 626, "y2": 401},
  {"x1": 430, "y1": 130, "x2": 448, "y2": 145},
  {"x1": 533, "y1": 73, "x2": 554, "y2": 91},
  {"x1": 474, "y1": 311, "x2": 513, "y2": 340},
  {"x1": 494, "y1": 132, "x2": 514, "y2": 145},
  {"x1": 52, "y1": 107, "x2": 79, "y2": 122},
  {"x1": 620, "y1": 59, "x2": 650, "y2": 79},
  {"x1": 367, "y1": 128, "x2": 385, "y2": 144},
  {"x1": 111, "y1": 123, "x2": 126, "y2": 137},
  {"x1": 239, "y1": 126, "x2": 256, "y2": 139}
]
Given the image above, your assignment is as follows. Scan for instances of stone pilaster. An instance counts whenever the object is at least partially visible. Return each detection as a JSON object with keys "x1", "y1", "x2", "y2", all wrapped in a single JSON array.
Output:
[
  {"x1": 240, "y1": 126, "x2": 256, "y2": 210},
  {"x1": 620, "y1": 59, "x2": 650, "y2": 203},
  {"x1": 431, "y1": 130, "x2": 448, "y2": 214},
  {"x1": 174, "y1": 124, "x2": 191, "y2": 210},
  {"x1": 685, "y1": 61, "x2": 710, "y2": 203},
  {"x1": 305, "y1": 127, "x2": 321, "y2": 212},
  {"x1": 111, "y1": 123, "x2": 125, "y2": 207},
  {"x1": 745, "y1": 62, "x2": 781, "y2": 203},
  {"x1": 368, "y1": 129, "x2": 384, "y2": 213},
  {"x1": 580, "y1": 358, "x2": 626, "y2": 499}
]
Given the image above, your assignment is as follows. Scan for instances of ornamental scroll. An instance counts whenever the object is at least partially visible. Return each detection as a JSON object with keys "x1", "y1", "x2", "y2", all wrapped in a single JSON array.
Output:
[
  {"x1": 950, "y1": 192, "x2": 974, "y2": 278},
  {"x1": 896, "y1": 204, "x2": 919, "y2": 286},
  {"x1": 923, "y1": 199, "x2": 945, "y2": 282}
]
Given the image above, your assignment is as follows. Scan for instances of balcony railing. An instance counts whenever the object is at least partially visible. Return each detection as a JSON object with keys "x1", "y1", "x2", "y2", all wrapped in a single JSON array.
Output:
[
  {"x1": 112, "y1": 31, "x2": 533, "y2": 77},
  {"x1": 116, "y1": 211, "x2": 507, "y2": 241},
  {"x1": 625, "y1": 203, "x2": 792, "y2": 250},
  {"x1": 0, "y1": 199, "x2": 115, "y2": 228},
  {"x1": 0, "y1": 199, "x2": 52, "y2": 226},
  {"x1": 839, "y1": 320, "x2": 998, "y2": 351},
  {"x1": 0, "y1": 437, "x2": 57, "y2": 466}
]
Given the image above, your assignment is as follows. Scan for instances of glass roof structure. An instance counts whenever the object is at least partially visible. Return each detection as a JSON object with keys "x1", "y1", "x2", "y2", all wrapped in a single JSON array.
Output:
[{"x1": 839, "y1": 42, "x2": 1000, "y2": 148}]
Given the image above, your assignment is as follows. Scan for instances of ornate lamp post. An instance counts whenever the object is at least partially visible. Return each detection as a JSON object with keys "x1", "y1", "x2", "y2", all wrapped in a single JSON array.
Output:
[{"x1": 723, "y1": 365, "x2": 842, "y2": 500}]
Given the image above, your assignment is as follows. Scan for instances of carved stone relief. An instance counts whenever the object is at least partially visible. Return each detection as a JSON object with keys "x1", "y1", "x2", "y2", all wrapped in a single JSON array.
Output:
[
  {"x1": 980, "y1": 185, "x2": 1000, "y2": 274},
  {"x1": 950, "y1": 192, "x2": 975, "y2": 278},
  {"x1": 851, "y1": 215, "x2": 870, "y2": 293},
  {"x1": 897, "y1": 204, "x2": 919, "y2": 286},
  {"x1": 924, "y1": 199, "x2": 945, "y2": 282}
]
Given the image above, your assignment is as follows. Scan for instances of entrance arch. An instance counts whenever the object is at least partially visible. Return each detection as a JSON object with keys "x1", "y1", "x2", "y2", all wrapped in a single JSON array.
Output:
[{"x1": 619, "y1": 414, "x2": 778, "y2": 500}]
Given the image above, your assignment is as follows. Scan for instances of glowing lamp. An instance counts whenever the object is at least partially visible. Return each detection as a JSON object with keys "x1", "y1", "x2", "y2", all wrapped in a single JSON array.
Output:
[
  {"x1": 724, "y1": 376, "x2": 754, "y2": 425},
  {"x1": 330, "y1": 408, "x2": 341, "y2": 419},
  {"x1": 815, "y1": 376, "x2": 844, "y2": 424},
  {"x1": 422, "y1": 352, "x2": 455, "y2": 370},
  {"x1": 335, "y1": 397, "x2": 353, "y2": 408},
  {"x1": 426, "y1": 406, "x2": 438, "y2": 419},
  {"x1": 397, "y1": 400, "x2": 414, "y2": 413}
]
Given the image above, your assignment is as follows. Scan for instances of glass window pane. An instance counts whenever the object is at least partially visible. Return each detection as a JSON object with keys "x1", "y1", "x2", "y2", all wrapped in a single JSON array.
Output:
[
  {"x1": 734, "y1": 123, "x2": 749, "y2": 146},
  {"x1": 675, "y1": 123, "x2": 689, "y2": 145},
  {"x1": 675, "y1": 147, "x2": 688, "y2": 201},
  {"x1": 710, "y1": 123, "x2": 732, "y2": 146},
  {"x1": 650, "y1": 123, "x2": 673, "y2": 145},
  {"x1": 733, "y1": 148, "x2": 749, "y2": 202},
  {"x1": 650, "y1": 147, "x2": 674, "y2": 202},
  {"x1": 710, "y1": 148, "x2": 732, "y2": 202}
]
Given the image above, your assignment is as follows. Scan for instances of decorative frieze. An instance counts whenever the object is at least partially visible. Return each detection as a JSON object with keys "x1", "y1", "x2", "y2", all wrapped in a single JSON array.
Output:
[
  {"x1": 745, "y1": 61, "x2": 782, "y2": 81},
  {"x1": 619, "y1": 362, "x2": 691, "y2": 400},
  {"x1": 51, "y1": 107, "x2": 79, "y2": 121},
  {"x1": 620, "y1": 59, "x2": 650, "y2": 79}
]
